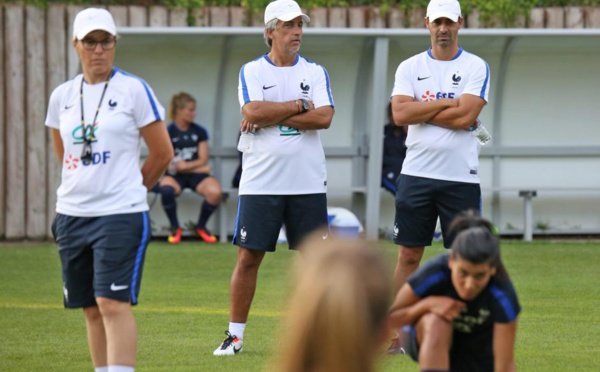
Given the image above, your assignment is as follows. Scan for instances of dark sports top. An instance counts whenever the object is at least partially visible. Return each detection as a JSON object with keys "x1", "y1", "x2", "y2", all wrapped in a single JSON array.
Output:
[
  {"x1": 167, "y1": 122, "x2": 209, "y2": 162},
  {"x1": 382, "y1": 123, "x2": 407, "y2": 174},
  {"x1": 408, "y1": 252, "x2": 521, "y2": 372}
]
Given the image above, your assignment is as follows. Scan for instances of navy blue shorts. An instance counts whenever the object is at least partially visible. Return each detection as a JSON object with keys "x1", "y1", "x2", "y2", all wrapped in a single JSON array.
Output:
[
  {"x1": 394, "y1": 174, "x2": 480, "y2": 248},
  {"x1": 51, "y1": 212, "x2": 151, "y2": 308},
  {"x1": 405, "y1": 325, "x2": 493, "y2": 372},
  {"x1": 233, "y1": 194, "x2": 328, "y2": 252},
  {"x1": 171, "y1": 173, "x2": 210, "y2": 191}
]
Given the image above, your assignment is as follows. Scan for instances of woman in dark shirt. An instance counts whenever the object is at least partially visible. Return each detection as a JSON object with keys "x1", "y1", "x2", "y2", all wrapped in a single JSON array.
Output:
[
  {"x1": 158, "y1": 92, "x2": 223, "y2": 244},
  {"x1": 388, "y1": 213, "x2": 520, "y2": 372}
]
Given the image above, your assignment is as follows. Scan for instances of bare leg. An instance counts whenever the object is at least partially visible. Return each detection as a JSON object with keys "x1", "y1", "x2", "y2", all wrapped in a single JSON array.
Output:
[
  {"x1": 96, "y1": 297, "x2": 137, "y2": 367},
  {"x1": 415, "y1": 313, "x2": 453, "y2": 370},
  {"x1": 195, "y1": 177, "x2": 223, "y2": 206},
  {"x1": 84, "y1": 305, "x2": 107, "y2": 368},
  {"x1": 393, "y1": 245, "x2": 425, "y2": 294},
  {"x1": 229, "y1": 247, "x2": 266, "y2": 323},
  {"x1": 386, "y1": 245, "x2": 426, "y2": 353}
]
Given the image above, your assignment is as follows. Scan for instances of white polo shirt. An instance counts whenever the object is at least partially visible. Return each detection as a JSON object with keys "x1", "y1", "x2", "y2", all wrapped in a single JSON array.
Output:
[
  {"x1": 238, "y1": 54, "x2": 334, "y2": 195},
  {"x1": 45, "y1": 68, "x2": 165, "y2": 217},
  {"x1": 391, "y1": 47, "x2": 490, "y2": 183}
]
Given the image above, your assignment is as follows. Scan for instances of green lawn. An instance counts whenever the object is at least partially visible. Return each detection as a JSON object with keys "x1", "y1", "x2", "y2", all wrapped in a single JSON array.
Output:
[{"x1": 1, "y1": 239, "x2": 599, "y2": 371}]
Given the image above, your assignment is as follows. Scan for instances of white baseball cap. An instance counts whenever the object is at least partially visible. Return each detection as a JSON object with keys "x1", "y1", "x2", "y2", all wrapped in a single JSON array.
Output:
[
  {"x1": 72, "y1": 8, "x2": 117, "y2": 41},
  {"x1": 264, "y1": 0, "x2": 310, "y2": 25},
  {"x1": 426, "y1": 0, "x2": 462, "y2": 22}
]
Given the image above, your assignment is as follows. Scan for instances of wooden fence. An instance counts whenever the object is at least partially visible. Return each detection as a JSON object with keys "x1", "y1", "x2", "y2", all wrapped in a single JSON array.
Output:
[{"x1": 1, "y1": 4, "x2": 600, "y2": 240}]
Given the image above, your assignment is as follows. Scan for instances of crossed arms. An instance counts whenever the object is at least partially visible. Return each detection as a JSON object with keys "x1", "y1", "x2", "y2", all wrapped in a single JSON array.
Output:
[
  {"x1": 240, "y1": 100, "x2": 334, "y2": 132},
  {"x1": 391, "y1": 93, "x2": 486, "y2": 130}
]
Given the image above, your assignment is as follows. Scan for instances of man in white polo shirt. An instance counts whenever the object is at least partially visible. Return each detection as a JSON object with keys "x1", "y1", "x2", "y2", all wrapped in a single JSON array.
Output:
[
  {"x1": 387, "y1": 0, "x2": 491, "y2": 353},
  {"x1": 213, "y1": 0, "x2": 335, "y2": 356}
]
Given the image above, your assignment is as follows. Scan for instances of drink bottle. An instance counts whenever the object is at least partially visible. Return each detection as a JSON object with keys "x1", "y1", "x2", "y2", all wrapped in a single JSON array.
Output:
[
  {"x1": 468, "y1": 119, "x2": 491, "y2": 145},
  {"x1": 167, "y1": 155, "x2": 181, "y2": 175},
  {"x1": 237, "y1": 131, "x2": 254, "y2": 152}
]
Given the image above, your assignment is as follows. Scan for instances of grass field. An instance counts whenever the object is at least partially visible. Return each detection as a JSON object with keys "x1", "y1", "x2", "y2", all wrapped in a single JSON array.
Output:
[{"x1": 1, "y1": 239, "x2": 599, "y2": 371}]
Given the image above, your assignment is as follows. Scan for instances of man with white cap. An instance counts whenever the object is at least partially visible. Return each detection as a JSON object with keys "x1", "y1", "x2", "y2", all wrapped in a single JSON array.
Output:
[
  {"x1": 45, "y1": 8, "x2": 172, "y2": 372},
  {"x1": 213, "y1": 0, "x2": 335, "y2": 356},
  {"x1": 387, "y1": 0, "x2": 491, "y2": 353}
]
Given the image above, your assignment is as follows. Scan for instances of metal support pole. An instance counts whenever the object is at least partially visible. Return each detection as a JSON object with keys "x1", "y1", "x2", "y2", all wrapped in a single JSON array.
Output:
[
  {"x1": 491, "y1": 37, "x2": 516, "y2": 227},
  {"x1": 218, "y1": 192, "x2": 230, "y2": 243},
  {"x1": 519, "y1": 190, "x2": 537, "y2": 241},
  {"x1": 365, "y1": 37, "x2": 389, "y2": 240}
]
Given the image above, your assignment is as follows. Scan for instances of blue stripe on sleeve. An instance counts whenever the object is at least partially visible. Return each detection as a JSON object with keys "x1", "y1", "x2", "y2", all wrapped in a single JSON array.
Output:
[
  {"x1": 116, "y1": 68, "x2": 161, "y2": 121},
  {"x1": 240, "y1": 64, "x2": 250, "y2": 104},
  {"x1": 490, "y1": 284, "x2": 518, "y2": 322},
  {"x1": 412, "y1": 271, "x2": 446, "y2": 297},
  {"x1": 139, "y1": 81, "x2": 161, "y2": 120},
  {"x1": 480, "y1": 61, "x2": 490, "y2": 99},
  {"x1": 130, "y1": 211, "x2": 150, "y2": 305},
  {"x1": 321, "y1": 66, "x2": 335, "y2": 107}
]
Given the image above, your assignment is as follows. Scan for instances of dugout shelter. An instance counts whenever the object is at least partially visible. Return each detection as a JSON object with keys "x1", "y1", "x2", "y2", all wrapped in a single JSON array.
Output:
[{"x1": 114, "y1": 27, "x2": 600, "y2": 241}]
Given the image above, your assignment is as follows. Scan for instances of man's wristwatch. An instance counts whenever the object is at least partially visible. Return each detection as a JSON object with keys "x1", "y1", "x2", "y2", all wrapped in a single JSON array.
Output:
[{"x1": 299, "y1": 99, "x2": 309, "y2": 113}]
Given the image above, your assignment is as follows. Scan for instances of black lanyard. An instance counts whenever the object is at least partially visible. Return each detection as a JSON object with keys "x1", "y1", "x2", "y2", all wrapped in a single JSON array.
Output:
[{"x1": 79, "y1": 72, "x2": 111, "y2": 144}]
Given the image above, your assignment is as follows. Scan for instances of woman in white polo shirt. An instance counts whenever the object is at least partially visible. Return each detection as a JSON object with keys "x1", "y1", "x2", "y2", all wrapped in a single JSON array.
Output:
[{"x1": 45, "y1": 8, "x2": 173, "y2": 372}]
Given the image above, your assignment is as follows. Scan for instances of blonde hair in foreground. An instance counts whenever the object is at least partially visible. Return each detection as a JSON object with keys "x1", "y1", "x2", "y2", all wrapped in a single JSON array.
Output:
[{"x1": 274, "y1": 233, "x2": 392, "y2": 372}]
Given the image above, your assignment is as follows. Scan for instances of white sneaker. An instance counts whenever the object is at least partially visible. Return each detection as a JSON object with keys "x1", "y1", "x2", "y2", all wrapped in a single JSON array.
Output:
[
  {"x1": 213, "y1": 331, "x2": 243, "y2": 356},
  {"x1": 384, "y1": 336, "x2": 406, "y2": 355}
]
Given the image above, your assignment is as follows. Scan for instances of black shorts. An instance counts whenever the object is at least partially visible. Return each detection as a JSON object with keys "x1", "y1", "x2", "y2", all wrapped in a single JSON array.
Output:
[
  {"x1": 51, "y1": 212, "x2": 151, "y2": 308},
  {"x1": 405, "y1": 325, "x2": 493, "y2": 372},
  {"x1": 394, "y1": 174, "x2": 481, "y2": 248},
  {"x1": 172, "y1": 173, "x2": 210, "y2": 191},
  {"x1": 233, "y1": 194, "x2": 328, "y2": 252}
]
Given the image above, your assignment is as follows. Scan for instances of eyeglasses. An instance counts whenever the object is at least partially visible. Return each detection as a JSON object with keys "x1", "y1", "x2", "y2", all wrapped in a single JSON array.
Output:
[{"x1": 80, "y1": 38, "x2": 117, "y2": 51}]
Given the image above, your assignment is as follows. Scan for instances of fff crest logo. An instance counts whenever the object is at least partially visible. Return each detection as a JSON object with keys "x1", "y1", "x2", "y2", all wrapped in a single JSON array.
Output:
[{"x1": 72, "y1": 124, "x2": 98, "y2": 144}]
